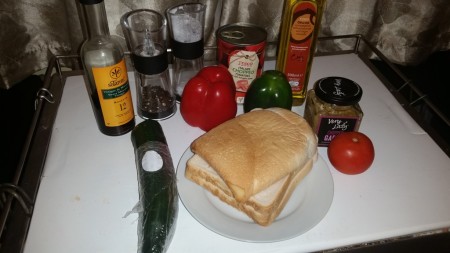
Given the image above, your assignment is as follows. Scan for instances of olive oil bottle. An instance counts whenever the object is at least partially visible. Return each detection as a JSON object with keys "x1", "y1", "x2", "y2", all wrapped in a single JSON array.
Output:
[
  {"x1": 276, "y1": 0, "x2": 325, "y2": 105},
  {"x1": 79, "y1": 0, "x2": 135, "y2": 136}
]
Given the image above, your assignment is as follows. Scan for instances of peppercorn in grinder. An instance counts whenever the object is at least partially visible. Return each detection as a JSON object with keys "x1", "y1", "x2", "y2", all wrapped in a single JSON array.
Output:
[{"x1": 121, "y1": 9, "x2": 176, "y2": 120}]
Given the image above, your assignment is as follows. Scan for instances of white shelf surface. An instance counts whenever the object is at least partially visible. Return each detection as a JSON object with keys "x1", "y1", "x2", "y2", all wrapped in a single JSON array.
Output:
[{"x1": 24, "y1": 55, "x2": 450, "y2": 253}]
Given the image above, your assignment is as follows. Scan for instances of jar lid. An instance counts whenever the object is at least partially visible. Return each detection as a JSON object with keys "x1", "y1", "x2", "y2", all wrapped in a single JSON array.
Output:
[{"x1": 314, "y1": 77, "x2": 363, "y2": 105}]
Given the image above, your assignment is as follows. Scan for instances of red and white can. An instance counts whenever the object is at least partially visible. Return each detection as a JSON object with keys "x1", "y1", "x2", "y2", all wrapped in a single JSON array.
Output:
[{"x1": 216, "y1": 23, "x2": 267, "y2": 103}]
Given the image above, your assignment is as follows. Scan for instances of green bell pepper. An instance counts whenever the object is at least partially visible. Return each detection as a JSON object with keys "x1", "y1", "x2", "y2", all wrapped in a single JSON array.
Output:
[{"x1": 243, "y1": 70, "x2": 293, "y2": 113}]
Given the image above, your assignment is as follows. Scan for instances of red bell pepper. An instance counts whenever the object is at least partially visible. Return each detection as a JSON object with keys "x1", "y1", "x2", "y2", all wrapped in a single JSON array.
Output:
[{"x1": 180, "y1": 66, "x2": 237, "y2": 131}]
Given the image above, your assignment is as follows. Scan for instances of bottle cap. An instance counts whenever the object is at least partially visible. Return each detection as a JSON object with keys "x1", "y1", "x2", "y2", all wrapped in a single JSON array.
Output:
[{"x1": 314, "y1": 77, "x2": 363, "y2": 106}]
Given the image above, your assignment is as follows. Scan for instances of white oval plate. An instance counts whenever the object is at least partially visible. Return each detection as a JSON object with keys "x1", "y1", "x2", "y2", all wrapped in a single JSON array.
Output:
[{"x1": 176, "y1": 149, "x2": 334, "y2": 242}]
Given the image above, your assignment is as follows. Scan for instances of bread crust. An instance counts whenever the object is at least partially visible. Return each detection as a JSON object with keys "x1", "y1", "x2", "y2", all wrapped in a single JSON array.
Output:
[
  {"x1": 190, "y1": 108, "x2": 317, "y2": 202},
  {"x1": 185, "y1": 152, "x2": 317, "y2": 226}
]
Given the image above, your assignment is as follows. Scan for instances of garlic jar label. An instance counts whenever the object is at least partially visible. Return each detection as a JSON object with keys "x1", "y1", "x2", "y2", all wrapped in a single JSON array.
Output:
[{"x1": 316, "y1": 116, "x2": 361, "y2": 146}]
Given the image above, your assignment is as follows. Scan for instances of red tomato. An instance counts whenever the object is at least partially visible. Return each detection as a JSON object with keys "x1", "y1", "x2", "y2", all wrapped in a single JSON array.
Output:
[{"x1": 327, "y1": 132, "x2": 375, "y2": 175}]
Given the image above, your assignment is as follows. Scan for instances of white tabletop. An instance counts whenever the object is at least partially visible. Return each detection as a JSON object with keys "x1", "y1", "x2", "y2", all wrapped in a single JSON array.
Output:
[{"x1": 25, "y1": 54, "x2": 450, "y2": 253}]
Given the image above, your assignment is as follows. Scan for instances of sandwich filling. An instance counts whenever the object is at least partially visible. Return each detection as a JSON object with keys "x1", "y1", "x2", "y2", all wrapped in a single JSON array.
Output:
[{"x1": 185, "y1": 108, "x2": 318, "y2": 226}]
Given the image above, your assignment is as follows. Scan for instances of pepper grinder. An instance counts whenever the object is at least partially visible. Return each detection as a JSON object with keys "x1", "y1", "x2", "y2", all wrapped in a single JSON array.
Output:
[
  {"x1": 121, "y1": 9, "x2": 176, "y2": 120},
  {"x1": 166, "y1": 3, "x2": 206, "y2": 101}
]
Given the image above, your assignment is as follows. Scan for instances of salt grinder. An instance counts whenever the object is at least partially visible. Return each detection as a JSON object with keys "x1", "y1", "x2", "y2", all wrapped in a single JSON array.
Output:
[{"x1": 166, "y1": 3, "x2": 206, "y2": 101}]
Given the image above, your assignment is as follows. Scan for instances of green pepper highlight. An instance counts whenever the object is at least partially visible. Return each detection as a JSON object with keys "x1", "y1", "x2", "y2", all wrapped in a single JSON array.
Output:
[{"x1": 244, "y1": 70, "x2": 293, "y2": 113}]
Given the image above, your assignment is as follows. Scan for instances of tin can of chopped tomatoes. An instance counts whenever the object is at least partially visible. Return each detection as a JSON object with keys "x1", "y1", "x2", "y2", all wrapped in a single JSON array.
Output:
[{"x1": 216, "y1": 23, "x2": 267, "y2": 103}]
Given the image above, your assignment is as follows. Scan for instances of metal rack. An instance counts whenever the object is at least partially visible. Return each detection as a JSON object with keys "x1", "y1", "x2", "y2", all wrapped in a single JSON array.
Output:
[{"x1": 1, "y1": 34, "x2": 448, "y2": 253}]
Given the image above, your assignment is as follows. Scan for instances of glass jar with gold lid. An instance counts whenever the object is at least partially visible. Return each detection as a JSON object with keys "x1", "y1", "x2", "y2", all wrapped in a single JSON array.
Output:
[{"x1": 304, "y1": 76, "x2": 363, "y2": 147}]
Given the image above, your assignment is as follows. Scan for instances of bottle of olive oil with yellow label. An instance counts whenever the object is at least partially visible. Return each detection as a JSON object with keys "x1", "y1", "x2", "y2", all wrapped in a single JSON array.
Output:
[
  {"x1": 79, "y1": 0, "x2": 135, "y2": 136},
  {"x1": 276, "y1": 0, "x2": 325, "y2": 106}
]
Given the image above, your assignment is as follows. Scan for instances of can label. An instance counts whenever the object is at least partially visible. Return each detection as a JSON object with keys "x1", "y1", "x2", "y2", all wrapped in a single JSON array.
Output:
[{"x1": 217, "y1": 24, "x2": 267, "y2": 103}]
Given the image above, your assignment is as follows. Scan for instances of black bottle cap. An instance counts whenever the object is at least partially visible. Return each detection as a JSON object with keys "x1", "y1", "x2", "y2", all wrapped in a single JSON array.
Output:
[{"x1": 314, "y1": 77, "x2": 363, "y2": 106}]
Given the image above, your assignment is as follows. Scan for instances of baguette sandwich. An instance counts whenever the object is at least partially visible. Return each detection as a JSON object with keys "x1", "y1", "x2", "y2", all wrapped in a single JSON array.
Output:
[{"x1": 185, "y1": 108, "x2": 318, "y2": 226}]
